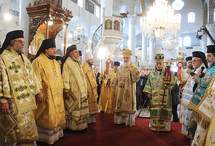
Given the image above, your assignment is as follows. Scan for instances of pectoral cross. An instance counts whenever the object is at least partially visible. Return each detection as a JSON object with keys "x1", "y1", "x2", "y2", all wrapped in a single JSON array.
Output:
[
  {"x1": 9, "y1": 62, "x2": 21, "y2": 73},
  {"x1": 23, "y1": 75, "x2": 29, "y2": 82},
  {"x1": 53, "y1": 73, "x2": 59, "y2": 77}
]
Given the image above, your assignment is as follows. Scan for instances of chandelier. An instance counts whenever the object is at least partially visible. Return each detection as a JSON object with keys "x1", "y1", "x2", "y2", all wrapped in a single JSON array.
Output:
[
  {"x1": 162, "y1": 37, "x2": 178, "y2": 50},
  {"x1": 141, "y1": 0, "x2": 180, "y2": 39},
  {"x1": 76, "y1": 7, "x2": 82, "y2": 35},
  {"x1": 76, "y1": 23, "x2": 82, "y2": 35}
]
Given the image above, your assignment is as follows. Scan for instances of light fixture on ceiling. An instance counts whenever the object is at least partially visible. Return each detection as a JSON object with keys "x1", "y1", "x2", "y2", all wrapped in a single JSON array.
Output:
[
  {"x1": 162, "y1": 37, "x2": 178, "y2": 50},
  {"x1": 68, "y1": 33, "x2": 72, "y2": 38},
  {"x1": 48, "y1": 20, "x2": 53, "y2": 26},
  {"x1": 76, "y1": 23, "x2": 82, "y2": 35},
  {"x1": 4, "y1": 13, "x2": 12, "y2": 21},
  {"x1": 172, "y1": 0, "x2": 184, "y2": 11},
  {"x1": 141, "y1": 0, "x2": 180, "y2": 39},
  {"x1": 120, "y1": 43, "x2": 123, "y2": 50},
  {"x1": 76, "y1": 7, "x2": 82, "y2": 35}
]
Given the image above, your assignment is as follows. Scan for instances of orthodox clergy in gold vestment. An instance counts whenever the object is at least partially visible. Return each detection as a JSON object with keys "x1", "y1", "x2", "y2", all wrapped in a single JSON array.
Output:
[
  {"x1": 0, "y1": 30, "x2": 42, "y2": 146},
  {"x1": 82, "y1": 52, "x2": 98, "y2": 123},
  {"x1": 99, "y1": 58, "x2": 115, "y2": 114},
  {"x1": 62, "y1": 45, "x2": 89, "y2": 131},
  {"x1": 113, "y1": 49, "x2": 140, "y2": 126},
  {"x1": 32, "y1": 39, "x2": 66, "y2": 144}
]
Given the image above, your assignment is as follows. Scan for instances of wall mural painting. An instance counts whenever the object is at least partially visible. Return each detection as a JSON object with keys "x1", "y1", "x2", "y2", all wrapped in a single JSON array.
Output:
[
  {"x1": 114, "y1": 20, "x2": 120, "y2": 31},
  {"x1": 86, "y1": 0, "x2": 94, "y2": 14},
  {"x1": 32, "y1": 32, "x2": 45, "y2": 55},
  {"x1": 71, "y1": 0, "x2": 77, "y2": 3},
  {"x1": 105, "y1": 19, "x2": 112, "y2": 30}
]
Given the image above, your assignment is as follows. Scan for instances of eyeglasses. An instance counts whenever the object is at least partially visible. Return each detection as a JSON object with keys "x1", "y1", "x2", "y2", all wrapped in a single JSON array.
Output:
[
  {"x1": 192, "y1": 59, "x2": 201, "y2": 63},
  {"x1": 14, "y1": 39, "x2": 25, "y2": 44}
]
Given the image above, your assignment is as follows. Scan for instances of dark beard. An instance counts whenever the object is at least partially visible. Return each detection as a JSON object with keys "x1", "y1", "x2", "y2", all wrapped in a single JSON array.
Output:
[
  {"x1": 88, "y1": 62, "x2": 93, "y2": 67},
  {"x1": 188, "y1": 66, "x2": 194, "y2": 70},
  {"x1": 46, "y1": 54, "x2": 56, "y2": 60}
]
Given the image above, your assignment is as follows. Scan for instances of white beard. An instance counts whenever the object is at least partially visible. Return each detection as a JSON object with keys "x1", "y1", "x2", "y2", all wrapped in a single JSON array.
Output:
[
  {"x1": 122, "y1": 62, "x2": 130, "y2": 67},
  {"x1": 73, "y1": 56, "x2": 80, "y2": 62}
]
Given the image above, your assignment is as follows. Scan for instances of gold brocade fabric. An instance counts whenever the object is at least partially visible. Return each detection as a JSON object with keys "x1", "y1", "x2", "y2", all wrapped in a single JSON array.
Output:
[
  {"x1": 0, "y1": 46, "x2": 41, "y2": 114},
  {"x1": 82, "y1": 62, "x2": 98, "y2": 117},
  {"x1": 105, "y1": 85, "x2": 115, "y2": 114},
  {"x1": 98, "y1": 68, "x2": 115, "y2": 112},
  {"x1": 205, "y1": 110, "x2": 215, "y2": 146},
  {"x1": 0, "y1": 46, "x2": 41, "y2": 143},
  {"x1": 32, "y1": 53, "x2": 66, "y2": 131},
  {"x1": 114, "y1": 63, "x2": 140, "y2": 116},
  {"x1": 62, "y1": 57, "x2": 89, "y2": 131}
]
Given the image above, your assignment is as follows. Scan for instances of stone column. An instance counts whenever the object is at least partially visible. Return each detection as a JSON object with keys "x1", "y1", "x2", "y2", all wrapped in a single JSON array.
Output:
[
  {"x1": 149, "y1": 38, "x2": 155, "y2": 68},
  {"x1": 206, "y1": 24, "x2": 215, "y2": 46},
  {"x1": 19, "y1": 0, "x2": 35, "y2": 56},
  {"x1": 128, "y1": 15, "x2": 137, "y2": 62},
  {"x1": 101, "y1": 0, "x2": 113, "y2": 23},
  {"x1": 140, "y1": 32, "x2": 147, "y2": 66},
  {"x1": 201, "y1": 34, "x2": 207, "y2": 53}
]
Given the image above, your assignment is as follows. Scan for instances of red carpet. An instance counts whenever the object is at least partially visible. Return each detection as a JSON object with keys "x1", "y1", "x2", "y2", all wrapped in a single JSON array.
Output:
[{"x1": 37, "y1": 113, "x2": 190, "y2": 146}]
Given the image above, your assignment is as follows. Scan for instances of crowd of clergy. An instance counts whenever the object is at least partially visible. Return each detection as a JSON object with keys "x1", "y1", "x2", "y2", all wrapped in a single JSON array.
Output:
[{"x1": 1, "y1": 30, "x2": 215, "y2": 146}]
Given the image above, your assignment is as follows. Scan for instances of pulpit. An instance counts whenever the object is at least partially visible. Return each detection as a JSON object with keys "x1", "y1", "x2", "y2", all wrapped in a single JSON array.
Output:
[{"x1": 26, "y1": 0, "x2": 73, "y2": 58}]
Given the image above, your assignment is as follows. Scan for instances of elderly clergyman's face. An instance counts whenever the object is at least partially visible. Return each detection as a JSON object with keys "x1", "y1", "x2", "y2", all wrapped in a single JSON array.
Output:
[
  {"x1": 70, "y1": 49, "x2": 80, "y2": 61},
  {"x1": 206, "y1": 53, "x2": 215, "y2": 66},
  {"x1": 192, "y1": 57, "x2": 203, "y2": 68},
  {"x1": 155, "y1": 62, "x2": 164, "y2": 70},
  {"x1": 206, "y1": 53, "x2": 214, "y2": 63},
  {"x1": 11, "y1": 38, "x2": 25, "y2": 53},
  {"x1": 123, "y1": 57, "x2": 130, "y2": 63}
]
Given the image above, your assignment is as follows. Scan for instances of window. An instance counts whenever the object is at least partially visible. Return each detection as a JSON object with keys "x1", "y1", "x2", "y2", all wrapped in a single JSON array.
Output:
[
  {"x1": 179, "y1": 37, "x2": 182, "y2": 47},
  {"x1": 78, "y1": 0, "x2": 83, "y2": 8},
  {"x1": 123, "y1": 19, "x2": 125, "y2": 28},
  {"x1": 175, "y1": 13, "x2": 181, "y2": 23},
  {"x1": 96, "y1": 6, "x2": 99, "y2": 18},
  {"x1": 183, "y1": 36, "x2": 191, "y2": 46},
  {"x1": 188, "y1": 12, "x2": 195, "y2": 23}
]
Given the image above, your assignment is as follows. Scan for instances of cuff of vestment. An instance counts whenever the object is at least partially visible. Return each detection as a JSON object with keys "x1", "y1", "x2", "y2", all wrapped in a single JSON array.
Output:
[
  {"x1": 0, "y1": 98, "x2": 7, "y2": 103},
  {"x1": 64, "y1": 89, "x2": 69, "y2": 92}
]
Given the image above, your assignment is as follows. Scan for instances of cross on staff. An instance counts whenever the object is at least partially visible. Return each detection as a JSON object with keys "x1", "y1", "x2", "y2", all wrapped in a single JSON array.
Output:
[
  {"x1": 164, "y1": 60, "x2": 173, "y2": 66},
  {"x1": 178, "y1": 55, "x2": 182, "y2": 62}
]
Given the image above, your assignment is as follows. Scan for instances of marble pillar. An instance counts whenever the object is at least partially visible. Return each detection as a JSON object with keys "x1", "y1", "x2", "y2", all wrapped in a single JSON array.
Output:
[
  {"x1": 128, "y1": 15, "x2": 137, "y2": 62},
  {"x1": 201, "y1": 34, "x2": 207, "y2": 53},
  {"x1": 19, "y1": 0, "x2": 35, "y2": 56},
  {"x1": 101, "y1": 0, "x2": 113, "y2": 22},
  {"x1": 206, "y1": 24, "x2": 215, "y2": 46},
  {"x1": 149, "y1": 38, "x2": 155, "y2": 68},
  {"x1": 140, "y1": 32, "x2": 147, "y2": 66}
]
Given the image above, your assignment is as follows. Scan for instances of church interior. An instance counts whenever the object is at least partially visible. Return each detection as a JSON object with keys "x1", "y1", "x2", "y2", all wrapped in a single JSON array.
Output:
[
  {"x1": 0, "y1": 0, "x2": 214, "y2": 145},
  {"x1": 1, "y1": 0, "x2": 213, "y2": 71}
]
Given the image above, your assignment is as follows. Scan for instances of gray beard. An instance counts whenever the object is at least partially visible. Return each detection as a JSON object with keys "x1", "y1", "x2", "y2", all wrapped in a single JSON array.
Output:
[
  {"x1": 14, "y1": 46, "x2": 24, "y2": 53},
  {"x1": 72, "y1": 56, "x2": 80, "y2": 62},
  {"x1": 208, "y1": 57, "x2": 215, "y2": 66}
]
